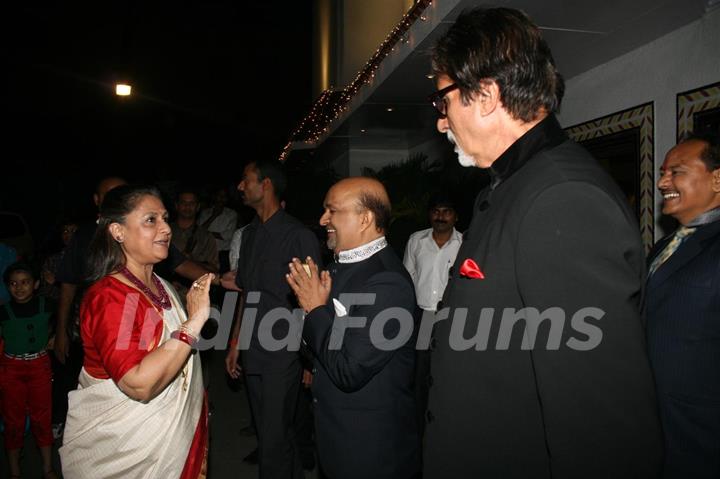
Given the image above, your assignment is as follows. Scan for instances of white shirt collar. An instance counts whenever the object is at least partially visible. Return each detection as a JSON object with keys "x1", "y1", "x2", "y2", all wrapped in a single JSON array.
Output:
[
  {"x1": 422, "y1": 227, "x2": 462, "y2": 244},
  {"x1": 337, "y1": 236, "x2": 387, "y2": 264}
]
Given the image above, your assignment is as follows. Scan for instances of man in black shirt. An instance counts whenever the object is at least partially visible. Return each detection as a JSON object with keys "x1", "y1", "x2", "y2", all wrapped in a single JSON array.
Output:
[{"x1": 225, "y1": 160, "x2": 321, "y2": 479}]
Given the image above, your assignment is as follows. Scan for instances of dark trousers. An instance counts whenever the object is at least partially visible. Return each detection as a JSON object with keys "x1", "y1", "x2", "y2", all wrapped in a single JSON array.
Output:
[
  {"x1": 51, "y1": 340, "x2": 83, "y2": 425},
  {"x1": 415, "y1": 349, "x2": 431, "y2": 439},
  {"x1": 245, "y1": 363, "x2": 304, "y2": 479},
  {"x1": 295, "y1": 385, "x2": 315, "y2": 464}
]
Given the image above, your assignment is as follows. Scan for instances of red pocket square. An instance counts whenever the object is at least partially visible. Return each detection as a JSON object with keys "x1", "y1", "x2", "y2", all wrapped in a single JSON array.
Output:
[{"x1": 459, "y1": 258, "x2": 485, "y2": 279}]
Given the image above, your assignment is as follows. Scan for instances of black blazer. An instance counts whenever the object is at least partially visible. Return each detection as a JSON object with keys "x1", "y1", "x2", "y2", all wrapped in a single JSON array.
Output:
[
  {"x1": 303, "y1": 246, "x2": 420, "y2": 479},
  {"x1": 647, "y1": 219, "x2": 720, "y2": 478},
  {"x1": 424, "y1": 119, "x2": 663, "y2": 478}
]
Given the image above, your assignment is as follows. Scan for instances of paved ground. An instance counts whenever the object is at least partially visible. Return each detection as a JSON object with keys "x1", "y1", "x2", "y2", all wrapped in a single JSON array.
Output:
[{"x1": 2, "y1": 349, "x2": 320, "y2": 478}]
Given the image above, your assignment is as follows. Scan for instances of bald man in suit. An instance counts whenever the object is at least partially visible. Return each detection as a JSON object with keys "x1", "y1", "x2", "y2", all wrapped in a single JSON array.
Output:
[{"x1": 287, "y1": 178, "x2": 420, "y2": 479}]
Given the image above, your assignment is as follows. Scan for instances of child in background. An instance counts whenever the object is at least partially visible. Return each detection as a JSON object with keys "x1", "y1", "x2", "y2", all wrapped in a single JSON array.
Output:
[{"x1": 0, "y1": 262, "x2": 57, "y2": 479}]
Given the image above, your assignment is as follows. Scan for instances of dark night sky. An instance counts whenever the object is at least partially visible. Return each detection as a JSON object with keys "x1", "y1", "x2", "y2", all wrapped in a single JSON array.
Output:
[{"x1": 1, "y1": 1, "x2": 313, "y2": 248}]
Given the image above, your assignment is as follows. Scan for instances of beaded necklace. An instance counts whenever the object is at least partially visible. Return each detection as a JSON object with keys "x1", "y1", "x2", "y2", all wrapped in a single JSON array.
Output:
[{"x1": 119, "y1": 266, "x2": 172, "y2": 310}]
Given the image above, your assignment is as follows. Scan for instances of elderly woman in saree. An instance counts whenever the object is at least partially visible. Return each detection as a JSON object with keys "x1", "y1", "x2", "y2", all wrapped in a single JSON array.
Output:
[{"x1": 59, "y1": 184, "x2": 214, "y2": 479}]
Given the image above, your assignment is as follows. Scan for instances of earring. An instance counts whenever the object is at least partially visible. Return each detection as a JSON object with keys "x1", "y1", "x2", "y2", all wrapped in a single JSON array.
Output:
[{"x1": 115, "y1": 237, "x2": 124, "y2": 243}]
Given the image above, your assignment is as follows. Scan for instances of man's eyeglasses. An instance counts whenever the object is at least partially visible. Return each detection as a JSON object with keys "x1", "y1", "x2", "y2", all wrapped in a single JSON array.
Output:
[{"x1": 428, "y1": 83, "x2": 459, "y2": 118}]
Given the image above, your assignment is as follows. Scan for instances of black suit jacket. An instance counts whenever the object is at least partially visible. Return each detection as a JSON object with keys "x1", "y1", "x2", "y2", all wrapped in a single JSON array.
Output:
[
  {"x1": 647, "y1": 219, "x2": 720, "y2": 478},
  {"x1": 424, "y1": 116, "x2": 663, "y2": 478},
  {"x1": 303, "y1": 246, "x2": 420, "y2": 479}
]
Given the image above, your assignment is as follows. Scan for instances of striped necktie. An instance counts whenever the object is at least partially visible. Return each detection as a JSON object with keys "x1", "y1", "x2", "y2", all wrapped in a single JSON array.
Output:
[{"x1": 648, "y1": 226, "x2": 696, "y2": 276}]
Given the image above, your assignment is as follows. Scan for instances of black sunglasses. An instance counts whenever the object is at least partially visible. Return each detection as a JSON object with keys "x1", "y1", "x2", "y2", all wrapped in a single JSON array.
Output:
[{"x1": 428, "y1": 83, "x2": 459, "y2": 118}]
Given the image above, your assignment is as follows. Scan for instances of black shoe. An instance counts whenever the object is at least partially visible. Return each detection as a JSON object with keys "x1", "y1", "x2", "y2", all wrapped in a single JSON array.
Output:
[{"x1": 243, "y1": 448, "x2": 259, "y2": 464}]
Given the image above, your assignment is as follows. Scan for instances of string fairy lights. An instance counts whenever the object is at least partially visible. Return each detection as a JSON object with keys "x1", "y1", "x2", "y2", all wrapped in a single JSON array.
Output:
[{"x1": 279, "y1": 0, "x2": 433, "y2": 162}]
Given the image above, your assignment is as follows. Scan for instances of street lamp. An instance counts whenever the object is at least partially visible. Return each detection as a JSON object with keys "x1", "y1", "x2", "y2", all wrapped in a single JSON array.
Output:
[{"x1": 115, "y1": 83, "x2": 132, "y2": 96}]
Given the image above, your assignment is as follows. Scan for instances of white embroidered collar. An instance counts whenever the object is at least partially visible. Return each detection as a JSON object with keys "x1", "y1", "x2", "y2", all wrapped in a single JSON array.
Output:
[{"x1": 337, "y1": 236, "x2": 387, "y2": 264}]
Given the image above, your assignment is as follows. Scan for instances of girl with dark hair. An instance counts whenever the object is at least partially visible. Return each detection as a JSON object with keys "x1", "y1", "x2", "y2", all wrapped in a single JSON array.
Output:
[{"x1": 59, "y1": 185, "x2": 214, "y2": 479}]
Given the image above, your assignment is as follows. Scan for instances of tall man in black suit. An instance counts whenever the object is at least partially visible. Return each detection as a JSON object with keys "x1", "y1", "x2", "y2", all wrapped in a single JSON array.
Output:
[
  {"x1": 647, "y1": 134, "x2": 720, "y2": 478},
  {"x1": 225, "y1": 160, "x2": 322, "y2": 479},
  {"x1": 286, "y1": 177, "x2": 420, "y2": 479},
  {"x1": 423, "y1": 7, "x2": 662, "y2": 478}
]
